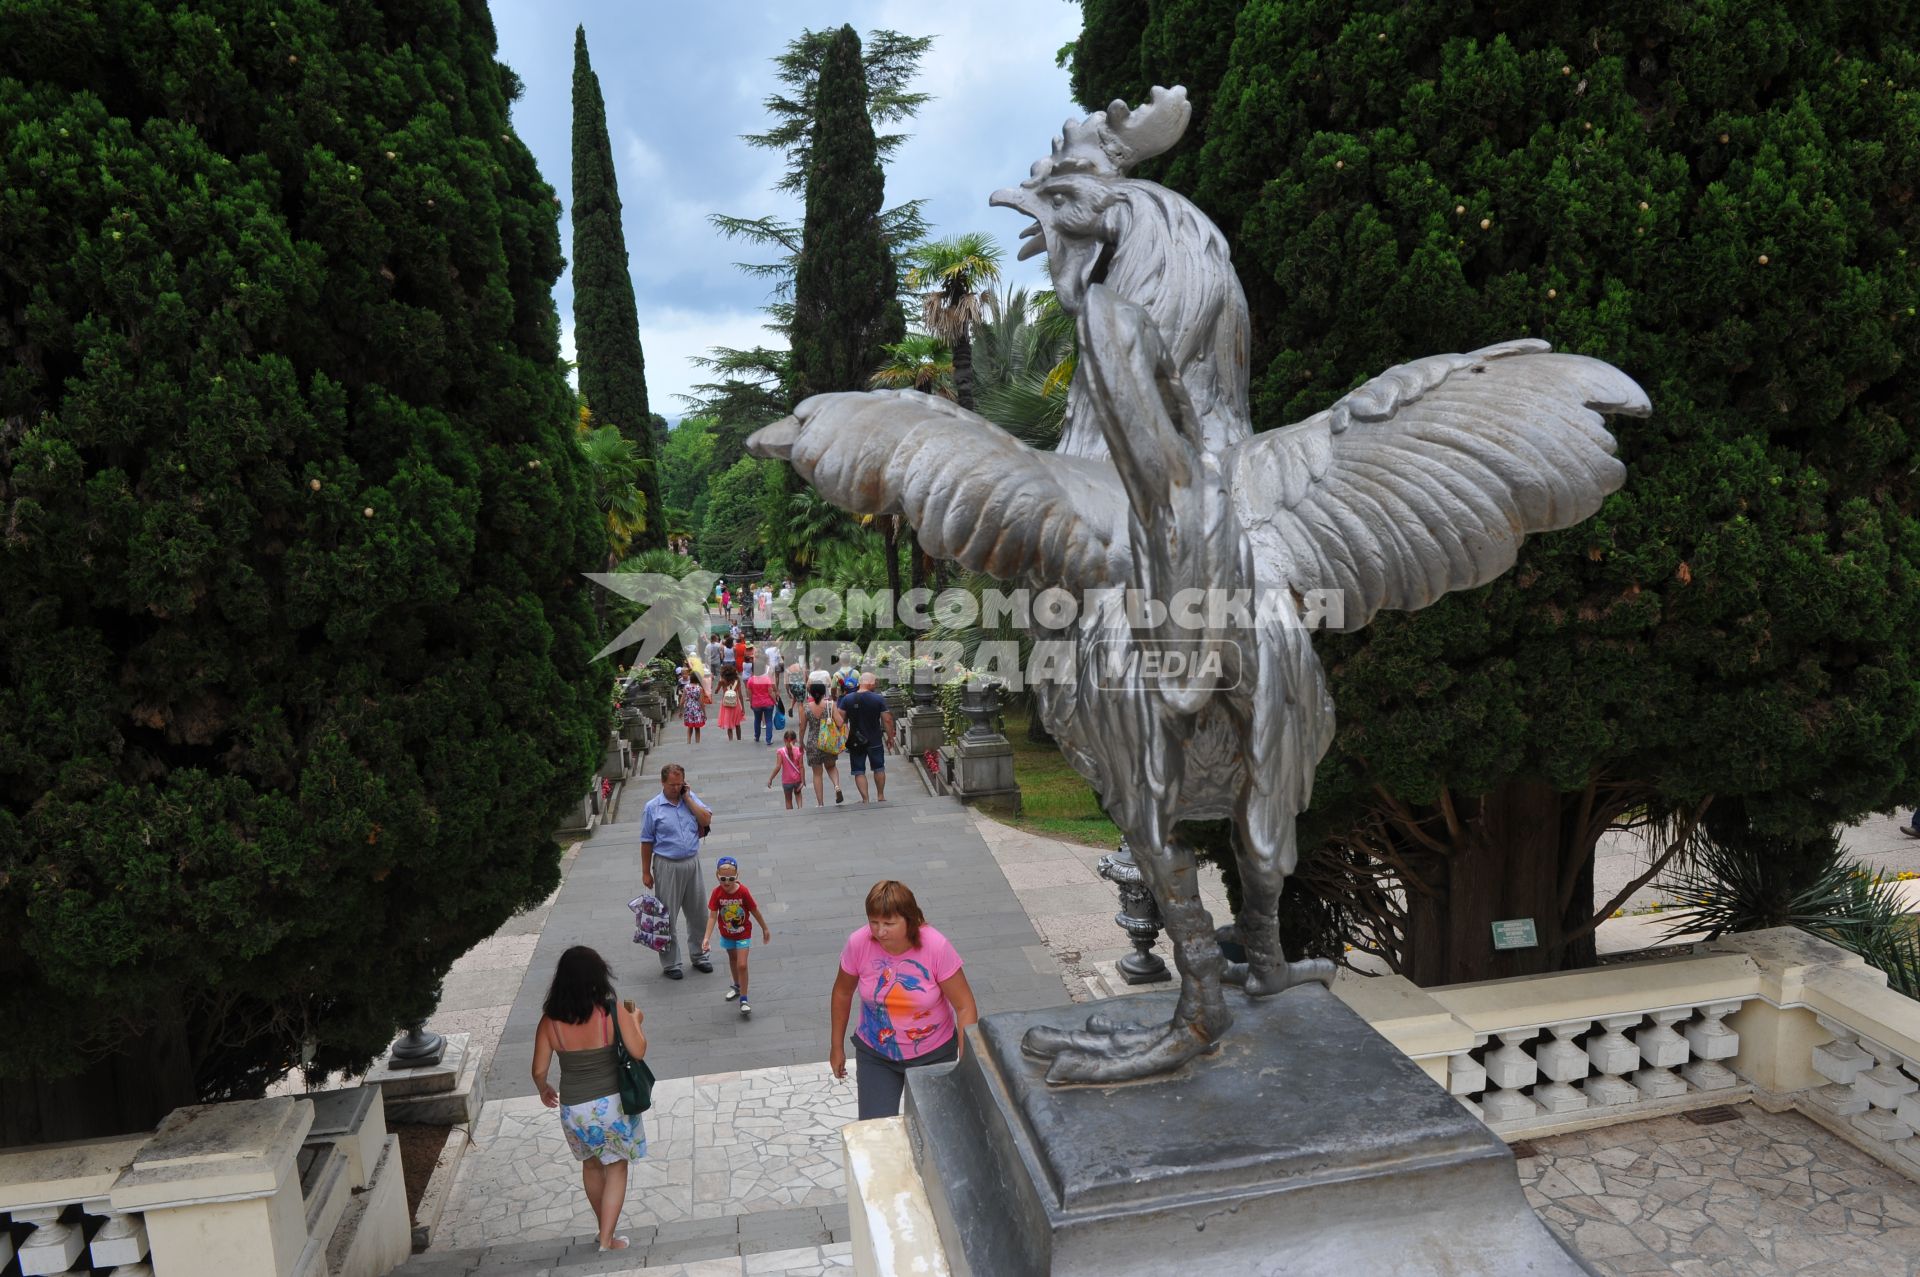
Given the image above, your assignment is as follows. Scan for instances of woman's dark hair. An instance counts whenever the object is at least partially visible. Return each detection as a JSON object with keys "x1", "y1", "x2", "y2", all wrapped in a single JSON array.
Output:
[
  {"x1": 866, "y1": 880, "x2": 927, "y2": 947},
  {"x1": 808, "y1": 682, "x2": 826, "y2": 702},
  {"x1": 543, "y1": 945, "x2": 614, "y2": 1024},
  {"x1": 720, "y1": 665, "x2": 738, "y2": 684}
]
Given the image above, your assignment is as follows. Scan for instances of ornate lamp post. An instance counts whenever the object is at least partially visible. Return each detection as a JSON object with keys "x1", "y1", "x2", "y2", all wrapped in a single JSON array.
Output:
[{"x1": 1098, "y1": 840, "x2": 1171, "y2": 984}]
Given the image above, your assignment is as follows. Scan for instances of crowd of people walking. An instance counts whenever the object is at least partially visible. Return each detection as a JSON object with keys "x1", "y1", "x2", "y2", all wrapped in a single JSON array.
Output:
[{"x1": 533, "y1": 595, "x2": 957, "y2": 1248}]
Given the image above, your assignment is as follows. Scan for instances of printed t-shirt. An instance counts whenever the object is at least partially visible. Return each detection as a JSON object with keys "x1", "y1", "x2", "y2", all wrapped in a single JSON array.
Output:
[
  {"x1": 708, "y1": 884, "x2": 758, "y2": 940},
  {"x1": 839, "y1": 925, "x2": 963, "y2": 1060}
]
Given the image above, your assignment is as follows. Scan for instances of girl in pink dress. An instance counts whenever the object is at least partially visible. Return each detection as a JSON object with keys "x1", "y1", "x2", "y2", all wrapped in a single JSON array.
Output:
[{"x1": 715, "y1": 666, "x2": 746, "y2": 741}]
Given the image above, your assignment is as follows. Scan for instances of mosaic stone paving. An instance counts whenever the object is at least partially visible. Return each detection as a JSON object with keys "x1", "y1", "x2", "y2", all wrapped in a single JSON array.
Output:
[
  {"x1": 1518, "y1": 1104, "x2": 1920, "y2": 1274},
  {"x1": 595, "y1": 1243, "x2": 853, "y2": 1276},
  {"x1": 432, "y1": 1062, "x2": 857, "y2": 1252}
]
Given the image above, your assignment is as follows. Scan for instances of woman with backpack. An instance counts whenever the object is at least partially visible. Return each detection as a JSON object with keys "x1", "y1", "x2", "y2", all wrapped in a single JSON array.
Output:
[
  {"x1": 715, "y1": 666, "x2": 746, "y2": 742},
  {"x1": 801, "y1": 672, "x2": 846, "y2": 806}
]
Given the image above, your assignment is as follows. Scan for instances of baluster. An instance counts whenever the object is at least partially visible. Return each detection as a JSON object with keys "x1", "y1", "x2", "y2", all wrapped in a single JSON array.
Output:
[
  {"x1": 1479, "y1": 1029, "x2": 1541, "y2": 1124},
  {"x1": 1850, "y1": 1035, "x2": 1917, "y2": 1144},
  {"x1": 1447, "y1": 1042, "x2": 1486, "y2": 1120},
  {"x1": 1533, "y1": 1021, "x2": 1591, "y2": 1115},
  {"x1": 1809, "y1": 1018, "x2": 1874, "y2": 1116},
  {"x1": 1630, "y1": 1008, "x2": 1690, "y2": 1100},
  {"x1": 1679, "y1": 1001, "x2": 1741, "y2": 1091},
  {"x1": 1583, "y1": 1013, "x2": 1643, "y2": 1106},
  {"x1": 86, "y1": 1200, "x2": 149, "y2": 1271},
  {"x1": 14, "y1": 1204, "x2": 87, "y2": 1276},
  {"x1": 1896, "y1": 1054, "x2": 1920, "y2": 1137}
]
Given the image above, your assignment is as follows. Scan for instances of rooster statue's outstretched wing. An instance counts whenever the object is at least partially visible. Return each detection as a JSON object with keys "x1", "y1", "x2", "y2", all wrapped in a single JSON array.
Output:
[{"x1": 1231, "y1": 341, "x2": 1645, "y2": 630}]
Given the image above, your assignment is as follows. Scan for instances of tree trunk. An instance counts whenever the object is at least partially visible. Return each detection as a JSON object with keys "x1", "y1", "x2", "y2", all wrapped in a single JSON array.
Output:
[
  {"x1": 0, "y1": 1003, "x2": 197, "y2": 1145},
  {"x1": 882, "y1": 518, "x2": 903, "y2": 611},
  {"x1": 954, "y1": 329, "x2": 974, "y2": 413},
  {"x1": 1395, "y1": 779, "x2": 1601, "y2": 986}
]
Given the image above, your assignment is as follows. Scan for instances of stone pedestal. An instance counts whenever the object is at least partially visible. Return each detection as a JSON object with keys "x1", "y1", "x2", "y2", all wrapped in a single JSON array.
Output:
[
  {"x1": 366, "y1": 1033, "x2": 484, "y2": 1126},
  {"x1": 944, "y1": 737, "x2": 1020, "y2": 813},
  {"x1": 902, "y1": 985, "x2": 1587, "y2": 1277},
  {"x1": 900, "y1": 706, "x2": 945, "y2": 758}
]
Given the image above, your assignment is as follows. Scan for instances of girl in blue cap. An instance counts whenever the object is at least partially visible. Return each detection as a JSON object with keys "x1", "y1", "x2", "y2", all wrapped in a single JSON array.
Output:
[{"x1": 702, "y1": 856, "x2": 771, "y2": 1015}]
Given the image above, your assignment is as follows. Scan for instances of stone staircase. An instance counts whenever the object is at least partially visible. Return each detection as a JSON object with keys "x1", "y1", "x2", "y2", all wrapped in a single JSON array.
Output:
[{"x1": 391, "y1": 1202, "x2": 850, "y2": 1275}]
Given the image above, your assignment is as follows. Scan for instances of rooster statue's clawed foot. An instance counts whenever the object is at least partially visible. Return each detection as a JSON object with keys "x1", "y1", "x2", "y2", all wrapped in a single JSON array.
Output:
[
  {"x1": 1021, "y1": 1006, "x2": 1229, "y2": 1083},
  {"x1": 1215, "y1": 924, "x2": 1337, "y2": 997}
]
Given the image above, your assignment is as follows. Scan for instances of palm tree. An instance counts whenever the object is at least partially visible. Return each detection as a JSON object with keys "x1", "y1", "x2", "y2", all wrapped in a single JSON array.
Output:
[
  {"x1": 870, "y1": 333, "x2": 955, "y2": 398},
  {"x1": 903, "y1": 232, "x2": 1003, "y2": 411},
  {"x1": 971, "y1": 286, "x2": 1076, "y2": 449},
  {"x1": 575, "y1": 402, "x2": 649, "y2": 568}
]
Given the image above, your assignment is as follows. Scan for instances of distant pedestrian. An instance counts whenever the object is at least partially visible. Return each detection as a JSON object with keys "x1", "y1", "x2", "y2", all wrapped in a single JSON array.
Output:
[
  {"x1": 720, "y1": 586, "x2": 731, "y2": 613},
  {"x1": 801, "y1": 673, "x2": 845, "y2": 806},
  {"x1": 762, "y1": 639, "x2": 785, "y2": 690},
  {"x1": 1903, "y1": 808, "x2": 1920, "y2": 838},
  {"x1": 747, "y1": 667, "x2": 778, "y2": 744},
  {"x1": 715, "y1": 666, "x2": 745, "y2": 741},
  {"x1": 678, "y1": 669, "x2": 706, "y2": 744},
  {"x1": 640, "y1": 764, "x2": 715, "y2": 980},
  {"x1": 767, "y1": 729, "x2": 806, "y2": 811},
  {"x1": 531, "y1": 946, "x2": 649, "y2": 1253},
  {"x1": 836, "y1": 673, "x2": 894, "y2": 803},
  {"x1": 735, "y1": 636, "x2": 754, "y2": 677},
  {"x1": 702, "y1": 856, "x2": 772, "y2": 1016},
  {"x1": 829, "y1": 881, "x2": 978, "y2": 1120},
  {"x1": 704, "y1": 635, "x2": 726, "y2": 673}
]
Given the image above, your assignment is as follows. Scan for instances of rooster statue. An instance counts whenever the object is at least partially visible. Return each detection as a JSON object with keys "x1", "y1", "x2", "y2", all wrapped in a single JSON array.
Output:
[{"x1": 748, "y1": 87, "x2": 1650, "y2": 1084}]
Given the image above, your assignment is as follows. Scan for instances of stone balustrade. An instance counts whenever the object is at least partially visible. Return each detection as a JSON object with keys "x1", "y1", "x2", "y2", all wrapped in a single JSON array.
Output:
[
  {"x1": 1338, "y1": 927, "x2": 1920, "y2": 1170},
  {"x1": 0, "y1": 1086, "x2": 407, "y2": 1277}
]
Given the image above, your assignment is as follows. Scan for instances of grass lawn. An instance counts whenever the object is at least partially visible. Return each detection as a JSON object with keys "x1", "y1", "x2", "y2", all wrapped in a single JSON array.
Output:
[{"x1": 998, "y1": 704, "x2": 1123, "y2": 848}]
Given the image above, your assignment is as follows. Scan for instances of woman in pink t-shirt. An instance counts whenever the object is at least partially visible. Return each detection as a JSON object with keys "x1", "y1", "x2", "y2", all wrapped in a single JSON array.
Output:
[{"x1": 829, "y1": 880, "x2": 979, "y2": 1119}]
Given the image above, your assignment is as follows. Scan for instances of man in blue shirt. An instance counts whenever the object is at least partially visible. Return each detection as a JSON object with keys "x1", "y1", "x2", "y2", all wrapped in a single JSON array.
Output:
[
  {"x1": 836, "y1": 673, "x2": 895, "y2": 803},
  {"x1": 641, "y1": 763, "x2": 716, "y2": 979}
]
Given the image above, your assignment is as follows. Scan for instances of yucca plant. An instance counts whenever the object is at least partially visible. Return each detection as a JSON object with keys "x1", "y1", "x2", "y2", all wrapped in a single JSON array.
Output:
[{"x1": 1658, "y1": 818, "x2": 1918, "y2": 1002}]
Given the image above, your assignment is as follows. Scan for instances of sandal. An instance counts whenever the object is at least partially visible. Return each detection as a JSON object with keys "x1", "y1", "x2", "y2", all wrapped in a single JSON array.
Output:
[{"x1": 599, "y1": 1235, "x2": 629, "y2": 1252}]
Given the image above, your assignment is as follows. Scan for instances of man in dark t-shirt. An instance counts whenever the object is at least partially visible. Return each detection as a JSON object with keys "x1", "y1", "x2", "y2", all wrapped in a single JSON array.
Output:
[{"x1": 836, "y1": 673, "x2": 895, "y2": 802}]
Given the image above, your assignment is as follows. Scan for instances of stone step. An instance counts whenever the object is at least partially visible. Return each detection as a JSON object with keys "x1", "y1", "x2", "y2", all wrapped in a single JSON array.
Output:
[{"x1": 392, "y1": 1202, "x2": 849, "y2": 1275}]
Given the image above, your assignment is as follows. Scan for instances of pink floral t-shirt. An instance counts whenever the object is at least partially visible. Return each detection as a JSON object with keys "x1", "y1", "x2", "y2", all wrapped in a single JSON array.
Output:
[{"x1": 839, "y1": 924, "x2": 963, "y2": 1061}]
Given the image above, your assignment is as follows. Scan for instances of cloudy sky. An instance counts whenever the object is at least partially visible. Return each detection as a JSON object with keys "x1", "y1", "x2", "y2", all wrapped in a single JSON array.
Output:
[{"x1": 489, "y1": 0, "x2": 1086, "y2": 416}]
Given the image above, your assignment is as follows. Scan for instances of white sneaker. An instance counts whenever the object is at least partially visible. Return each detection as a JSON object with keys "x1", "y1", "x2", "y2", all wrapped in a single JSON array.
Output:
[
  {"x1": 739, "y1": 999, "x2": 752, "y2": 1017},
  {"x1": 725, "y1": 983, "x2": 739, "y2": 1002}
]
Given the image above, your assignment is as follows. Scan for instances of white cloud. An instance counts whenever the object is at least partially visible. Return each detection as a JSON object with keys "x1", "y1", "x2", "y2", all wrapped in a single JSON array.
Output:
[{"x1": 638, "y1": 305, "x2": 781, "y2": 414}]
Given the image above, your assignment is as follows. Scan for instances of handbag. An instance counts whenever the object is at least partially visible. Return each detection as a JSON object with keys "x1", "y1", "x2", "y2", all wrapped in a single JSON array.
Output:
[
  {"x1": 816, "y1": 710, "x2": 846, "y2": 755},
  {"x1": 605, "y1": 997, "x2": 654, "y2": 1115},
  {"x1": 772, "y1": 707, "x2": 786, "y2": 730}
]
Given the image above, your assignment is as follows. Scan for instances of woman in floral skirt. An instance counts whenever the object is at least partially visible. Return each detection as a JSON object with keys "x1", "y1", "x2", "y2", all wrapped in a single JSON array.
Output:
[
  {"x1": 531, "y1": 946, "x2": 649, "y2": 1252},
  {"x1": 679, "y1": 666, "x2": 707, "y2": 744}
]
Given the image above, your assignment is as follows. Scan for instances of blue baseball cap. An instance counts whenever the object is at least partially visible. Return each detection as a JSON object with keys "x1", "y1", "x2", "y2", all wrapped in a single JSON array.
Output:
[{"x1": 715, "y1": 856, "x2": 739, "y2": 872}]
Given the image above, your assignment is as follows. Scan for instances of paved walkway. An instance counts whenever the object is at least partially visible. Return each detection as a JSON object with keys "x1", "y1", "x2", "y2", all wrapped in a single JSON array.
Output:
[{"x1": 415, "y1": 729, "x2": 1068, "y2": 1273}]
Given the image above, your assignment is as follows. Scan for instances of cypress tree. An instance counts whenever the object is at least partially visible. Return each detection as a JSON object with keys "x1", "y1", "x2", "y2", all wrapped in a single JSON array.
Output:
[
  {"x1": 789, "y1": 25, "x2": 905, "y2": 404},
  {"x1": 785, "y1": 25, "x2": 906, "y2": 591},
  {"x1": 571, "y1": 25, "x2": 662, "y2": 549},
  {"x1": 0, "y1": 0, "x2": 603, "y2": 1140},
  {"x1": 1078, "y1": 0, "x2": 1920, "y2": 983}
]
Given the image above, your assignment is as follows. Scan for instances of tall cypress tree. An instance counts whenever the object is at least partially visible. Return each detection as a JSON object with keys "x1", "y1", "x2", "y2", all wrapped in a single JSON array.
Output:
[
  {"x1": 789, "y1": 25, "x2": 904, "y2": 404},
  {"x1": 0, "y1": 0, "x2": 603, "y2": 1141},
  {"x1": 571, "y1": 25, "x2": 662, "y2": 549},
  {"x1": 785, "y1": 25, "x2": 906, "y2": 591}
]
